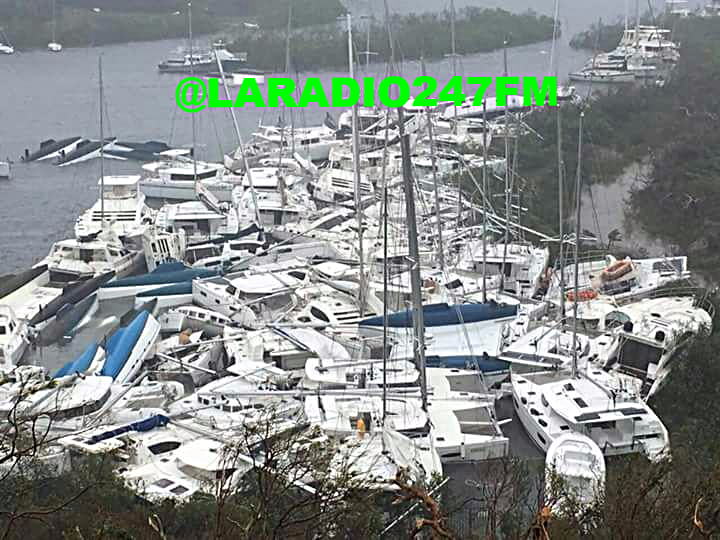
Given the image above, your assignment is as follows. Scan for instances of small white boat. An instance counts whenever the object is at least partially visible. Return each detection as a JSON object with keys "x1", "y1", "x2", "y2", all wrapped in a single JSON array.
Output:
[
  {"x1": 47, "y1": 42, "x2": 62, "y2": 52},
  {"x1": 0, "y1": 160, "x2": 9, "y2": 180},
  {"x1": 545, "y1": 433, "x2": 606, "y2": 514}
]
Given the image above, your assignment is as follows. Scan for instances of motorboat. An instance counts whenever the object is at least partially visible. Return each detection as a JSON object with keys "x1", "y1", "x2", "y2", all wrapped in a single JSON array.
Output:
[
  {"x1": 42, "y1": 233, "x2": 142, "y2": 284},
  {"x1": 158, "y1": 40, "x2": 253, "y2": 74},
  {"x1": 545, "y1": 433, "x2": 606, "y2": 514},
  {"x1": 74, "y1": 175, "x2": 153, "y2": 240}
]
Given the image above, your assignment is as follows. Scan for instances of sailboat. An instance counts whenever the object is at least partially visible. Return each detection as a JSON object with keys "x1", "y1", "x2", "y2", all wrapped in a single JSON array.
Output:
[
  {"x1": 0, "y1": 27, "x2": 14, "y2": 54},
  {"x1": 48, "y1": 0, "x2": 62, "y2": 52}
]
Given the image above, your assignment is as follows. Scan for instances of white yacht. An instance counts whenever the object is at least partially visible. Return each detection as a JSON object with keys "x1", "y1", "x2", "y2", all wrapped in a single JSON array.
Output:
[
  {"x1": 703, "y1": 1, "x2": 720, "y2": 16},
  {"x1": 546, "y1": 254, "x2": 691, "y2": 306},
  {"x1": 74, "y1": 175, "x2": 153, "y2": 240},
  {"x1": 594, "y1": 295, "x2": 713, "y2": 398},
  {"x1": 511, "y1": 367, "x2": 670, "y2": 461},
  {"x1": 0, "y1": 306, "x2": 29, "y2": 369},
  {"x1": 139, "y1": 161, "x2": 232, "y2": 202},
  {"x1": 42, "y1": 233, "x2": 142, "y2": 283},
  {"x1": 232, "y1": 167, "x2": 315, "y2": 228},
  {"x1": 617, "y1": 26, "x2": 680, "y2": 64},
  {"x1": 250, "y1": 124, "x2": 340, "y2": 162},
  {"x1": 193, "y1": 260, "x2": 309, "y2": 319},
  {"x1": 456, "y1": 241, "x2": 550, "y2": 299},
  {"x1": 154, "y1": 200, "x2": 239, "y2": 245}
]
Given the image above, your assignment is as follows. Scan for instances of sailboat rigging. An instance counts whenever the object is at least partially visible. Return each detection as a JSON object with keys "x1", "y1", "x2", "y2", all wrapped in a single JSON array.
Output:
[{"x1": 48, "y1": 0, "x2": 62, "y2": 52}]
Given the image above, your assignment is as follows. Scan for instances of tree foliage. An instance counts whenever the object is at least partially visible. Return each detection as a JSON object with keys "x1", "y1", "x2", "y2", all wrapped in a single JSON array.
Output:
[{"x1": 230, "y1": 8, "x2": 556, "y2": 72}]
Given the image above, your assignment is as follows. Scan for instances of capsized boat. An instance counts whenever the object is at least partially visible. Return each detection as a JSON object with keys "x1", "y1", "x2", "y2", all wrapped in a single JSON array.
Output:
[
  {"x1": 20, "y1": 136, "x2": 83, "y2": 162},
  {"x1": 29, "y1": 271, "x2": 114, "y2": 326},
  {"x1": 99, "y1": 310, "x2": 160, "y2": 384},
  {"x1": 56, "y1": 137, "x2": 117, "y2": 167},
  {"x1": 98, "y1": 262, "x2": 218, "y2": 301}
]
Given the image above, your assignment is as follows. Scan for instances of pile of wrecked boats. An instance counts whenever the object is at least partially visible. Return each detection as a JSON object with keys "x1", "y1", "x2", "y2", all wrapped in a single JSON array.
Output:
[
  {"x1": 570, "y1": 24, "x2": 680, "y2": 84},
  {"x1": 0, "y1": 96, "x2": 713, "y2": 512}
]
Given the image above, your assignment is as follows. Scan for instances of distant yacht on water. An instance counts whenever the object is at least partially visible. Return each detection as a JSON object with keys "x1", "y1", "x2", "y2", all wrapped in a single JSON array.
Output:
[{"x1": 158, "y1": 40, "x2": 257, "y2": 74}]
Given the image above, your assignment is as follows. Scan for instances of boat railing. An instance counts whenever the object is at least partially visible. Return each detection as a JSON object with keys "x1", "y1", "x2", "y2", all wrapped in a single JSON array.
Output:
[{"x1": 612, "y1": 284, "x2": 715, "y2": 316}]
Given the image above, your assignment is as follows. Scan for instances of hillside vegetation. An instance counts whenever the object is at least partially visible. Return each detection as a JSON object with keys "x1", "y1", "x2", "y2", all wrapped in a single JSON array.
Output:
[{"x1": 231, "y1": 7, "x2": 557, "y2": 71}]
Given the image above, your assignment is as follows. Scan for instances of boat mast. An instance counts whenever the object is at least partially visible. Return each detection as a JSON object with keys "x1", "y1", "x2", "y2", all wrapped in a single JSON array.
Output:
[
  {"x1": 188, "y1": 1, "x2": 197, "y2": 183},
  {"x1": 98, "y1": 55, "x2": 105, "y2": 227},
  {"x1": 399, "y1": 112, "x2": 427, "y2": 411},
  {"x1": 555, "y1": 1, "x2": 565, "y2": 323},
  {"x1": 484, "y1": 99, "x2": 488, "y2": 303},
  {"x1": 572, "y1": 111, "x2": 584, "y2": 379},
  {"x1": 557, "y1": 103, "x2": 565, "y2": 322},
  {"x1": 625, "y1": 0, "x2": 629, "y2": 31},
  {"x1": 347, "y1": 14, "x2": 366, "y2": 316},
  {"x1": 383, "y1": 0, "x2": 427, "y2": 411},
  {"x1": 500, "y1": 37, "x2": 511, "y2": 292},
  {"x1": 51, "y1": 0, "x2": 57, "y2": 44},
  {"x1": 449, "y1": 0, "x2": 458, "y2": 128},
  {"x1": 381, "y1": 118, "x2": 390, "y2": 422},
  {"x1": 213, "y1": 51, "x2": 262, "y2": 227},
  {"x1": 281, "y1": 2, "x2": 295, "y2": 158},
  {"x1": 422, "y1": 56, "x2": 445, "y2": 274}
]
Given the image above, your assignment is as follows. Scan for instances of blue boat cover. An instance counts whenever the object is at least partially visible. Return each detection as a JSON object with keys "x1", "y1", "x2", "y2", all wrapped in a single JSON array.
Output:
[
  {"x1": 425, "y1": 354, "x2": 509, "y2": 372},
  {"x1": 359, "y1": 302, "x2": 518, "y2": 328},
  {"x1": 102, "y1": 268, "x2": 218, "y2": 288},
  {"x1": 136, "y1": 281, "x2": 193, "y2": 297},
  {"x1": 153, "y1": 261, "x2": 186, "y2": 273},
  {"x1": 54, "y1": 342, "x2": 100, "y2": 378},
  {"x1": 99, "y1": 311, "x2": 149, "y2": 380},
  {"x1": 87, "y1": 414, "x2": 170, "y2": 445}
]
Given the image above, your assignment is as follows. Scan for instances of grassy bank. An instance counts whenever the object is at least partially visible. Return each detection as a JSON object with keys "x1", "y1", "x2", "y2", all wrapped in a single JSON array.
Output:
[{"x1": 230, "y1": 8, "x2": 557, "y2": 72}]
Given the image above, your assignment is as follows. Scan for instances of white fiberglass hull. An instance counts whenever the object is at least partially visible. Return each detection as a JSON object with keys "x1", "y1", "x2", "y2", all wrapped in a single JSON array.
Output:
[{"x1": 139, "y1": 180, "x2": 233, "y2": 202}]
